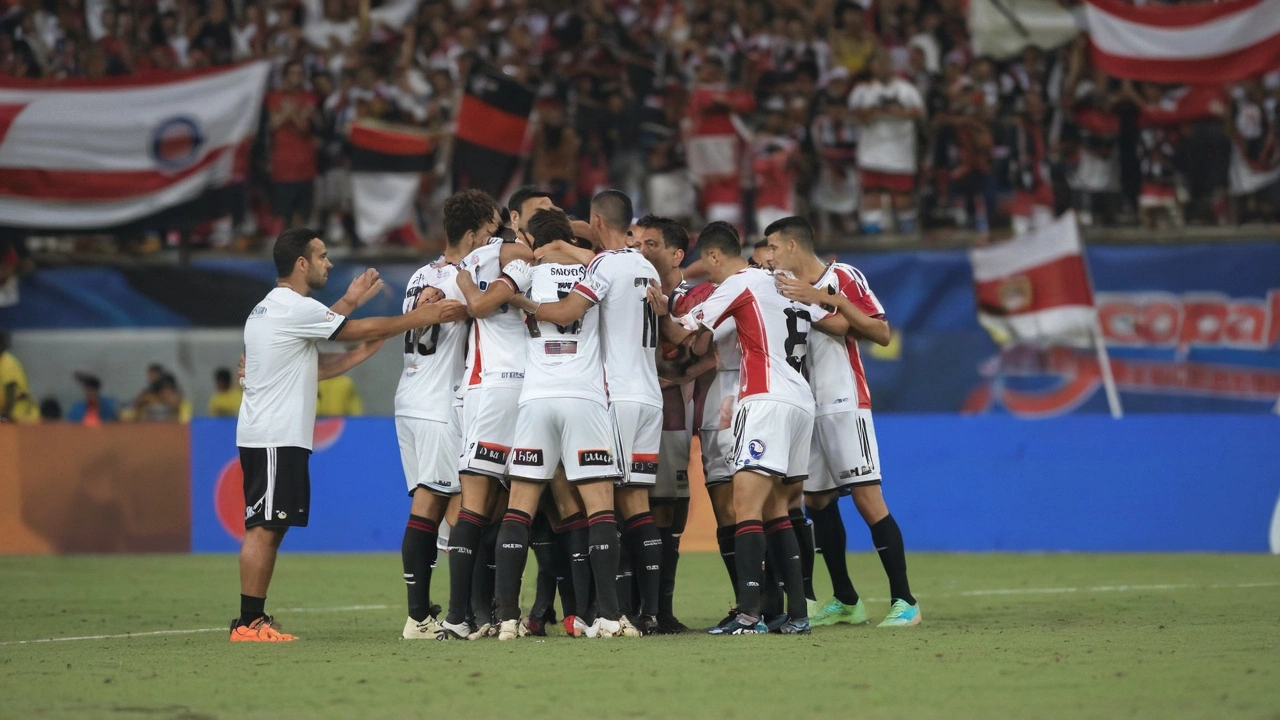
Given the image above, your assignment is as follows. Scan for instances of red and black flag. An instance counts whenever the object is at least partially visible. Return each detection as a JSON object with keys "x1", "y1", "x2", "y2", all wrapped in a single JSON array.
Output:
[
  {"x1": 349, "y1": 119, "x2": 435, "y2": 243},
  {"x1": 452, "y1": 64, "x2": 535, "y2": 198}
]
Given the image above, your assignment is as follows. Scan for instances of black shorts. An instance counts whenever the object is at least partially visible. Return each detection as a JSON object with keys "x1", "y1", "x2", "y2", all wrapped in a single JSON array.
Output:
[
  {"x1": 239, "y1": 446, "x2": 311, "y2": 529},
  {"x1": 272, "y1": 180, "x2": 314, "y2": 220}
]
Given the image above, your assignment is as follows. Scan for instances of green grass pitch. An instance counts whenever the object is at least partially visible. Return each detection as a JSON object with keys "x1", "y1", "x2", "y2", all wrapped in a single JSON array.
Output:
[{"x1": 1, "y1": 553, "x2": 1277, "y2": 719}]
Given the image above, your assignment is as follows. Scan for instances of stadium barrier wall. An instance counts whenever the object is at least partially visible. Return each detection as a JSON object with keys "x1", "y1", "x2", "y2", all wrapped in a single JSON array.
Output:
[
  {"x1": 0, "y1": 424, "x2": 191, "y2": 554},
  {"x1": 188, "y1": 415, "x2": 1280, "y2": 554}
]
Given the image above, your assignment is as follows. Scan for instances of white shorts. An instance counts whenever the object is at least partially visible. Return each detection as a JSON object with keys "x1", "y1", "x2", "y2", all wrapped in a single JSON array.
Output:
[
  {"x1": 397, "y1": 415, "x2": 463, "y2": 496},
  {"x1": 611, "y1": 401, "x2": 662, "y2": 487},
  {"x1": 730, "y1": 399, "x2": 814, "y2": 482},
  {"x1": 458, "y1": 385, "x2": 522, "y2": 479},
  {"x1": 508, "y1": 398, "x2": 624, "y2": 483},
  {"x1": 804, "y1": 409, "x2": 882, "y2": 494},
  {"x1": 654, "y1": 429, "x2": 691, "y2": 500},
  {"x1": 701, "y1": 428, "x2": 737, "y2": 487}
]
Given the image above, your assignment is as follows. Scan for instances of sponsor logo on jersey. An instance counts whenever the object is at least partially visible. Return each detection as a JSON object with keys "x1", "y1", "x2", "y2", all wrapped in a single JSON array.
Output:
[
  {"x1": 551, "y1": 266, "x2": 584, "y2": 277},
  {"x1": 578, "y1": 449, "x2": 614, "y2": 466},
  {"x1": 500, "y1": 372, "x2": 525, "y2": 379},
  {"x1": 512, "y1": 448, "x2": 544, "y2": 466},
  {"x1": 747, "y1": 439, "x2": 766, "y2": 459},
  {"x1": 544, "y1": 340, "x2": 578, "y2": 355},
  {"x1": 475, "y1": 442, "x2": 510, "y2": 465},
  {"x1": 249, "y1": 305, "x2": 266, "y2": 318}
]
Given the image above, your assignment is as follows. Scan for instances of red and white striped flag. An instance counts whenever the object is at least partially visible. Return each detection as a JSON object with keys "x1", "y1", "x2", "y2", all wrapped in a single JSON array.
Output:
[
  {"x1": 349, "y1": 119, "x2": 434, "y2": 244},
  {"x1": 1085, "y1": 0, "x2": 1280, "y2": 84},
  {"x1": 0, "y1": 64, "x2": 269, "y2": 229},
  {"x1": 970, "y1": 211, "x2": 1097, "y2": 345}
]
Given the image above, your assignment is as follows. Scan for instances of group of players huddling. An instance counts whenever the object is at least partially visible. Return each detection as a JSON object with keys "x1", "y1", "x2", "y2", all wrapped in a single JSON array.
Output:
[{"x1": 230, "y1": 185, "x2": 919, "y2": 643}]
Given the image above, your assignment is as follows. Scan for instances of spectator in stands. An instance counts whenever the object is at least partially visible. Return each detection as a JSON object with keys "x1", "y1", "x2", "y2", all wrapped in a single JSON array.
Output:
[
  {"x1": 40, "y1": 397, "x2": 62, "y2": 422},
  {"x1": 266, "y1": 60, "x2": 320, "y2": 234},
  {"x1": 0, "y1": 331, "x2": 38, "y2": 423},
  {"x1": 316, "y1": 374, "x2": 362, "y2": 417},
  {"x1": 131, "y1": 373, "x2": 191, "y2": 423},
  {"x1": 531, "y1": 103, "x2": 581, "y2": 211},
  {"x1": 67, "y1": 372, "x2": 118, "y2": 425},
  {"x1": 207, "y1": 366, "x2": 242, "y2": 417},
  {"x1": 849, "y1": 50, "x2": 924, "y2": 234}
]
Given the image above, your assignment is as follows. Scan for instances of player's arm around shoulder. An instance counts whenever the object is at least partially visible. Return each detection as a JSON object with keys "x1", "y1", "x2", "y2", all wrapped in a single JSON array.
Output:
[{"x1": 333, "y1": 296, "x2": 468, "y2": 343}]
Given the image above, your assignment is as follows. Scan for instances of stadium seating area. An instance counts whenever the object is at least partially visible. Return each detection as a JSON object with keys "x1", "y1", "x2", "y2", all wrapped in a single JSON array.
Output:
[{"x1": 3, "y1": 0, "x2": 1279, "y2": 250}]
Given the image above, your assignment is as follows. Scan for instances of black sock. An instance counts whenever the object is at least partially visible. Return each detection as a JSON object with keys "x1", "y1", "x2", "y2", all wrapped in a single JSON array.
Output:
[
  {"x1": 561, "y1": 513, "x2": 592, "y2": 619},
  {"x1": 587, "y1": 511, "x2": 622, "y2": 620},
  {"x1": 766, "y1": 517, "x2": 808, "y2": 621},
  {"x1": 623, "y1": 512, "x2": 662, "y2": 618},
  {"x1": 615, "y1": 526, "x2": 634, "y2": 617},
  {"x1": 529, "y1": 512, "x2": 556, "y2": 621},
  {"x1": 444, "y1": 509, "x2": 486, "y2": 625},
  {"x1": 761, "y1": 560, "x2": 783, "y2": 619},
  {"x1": 790, "y1": 508, "x2": 816, "y2": 601},
  {"x1": 733, "y1": 520, "x2": 766, "y2": 619},
  {"x1": 239, "y1": 594, "x2": 266, "y2": 626},
  {"x1": 402, "y1": 514, "x2": 439, "y2": 622},
  {"x1": 471, "y1": 519, "x2": 500, "y2": 625},
  {"x1": 811, "y1": 501, "x2": 858, "y2": 605},
  {"x1": 551, "y1": 521, "x2": 574, "y2": 620},
  {"x1": 494, "y1": 509, "x2": 532, "y2": 623},
  {"x1": 658, "y1": 498, "x2": 688, "y2": 620},
  {"x1": 870, "y1": 514, "x2": 915, "y2": 605},
  {"x1": 715, "y1": 525, "x2": 739, "y2": 601}
]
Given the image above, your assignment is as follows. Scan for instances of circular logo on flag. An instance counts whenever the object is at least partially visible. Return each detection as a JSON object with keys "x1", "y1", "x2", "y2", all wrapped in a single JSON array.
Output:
[
  {"x1": 998, "y1": 275, "x2": 1034, "y2": 313},
  {"x1": 747, "y1": 439, "x2": 766, "y2": 460},
  {"x1": 151, "y1": 116, "x2": 204, "y2": 171}
]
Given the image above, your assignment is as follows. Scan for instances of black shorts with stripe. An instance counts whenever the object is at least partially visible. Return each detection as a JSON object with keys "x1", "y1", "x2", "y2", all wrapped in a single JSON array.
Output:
[{"x1": 239, "y1": 446, "x2": 312, "y2": 529}]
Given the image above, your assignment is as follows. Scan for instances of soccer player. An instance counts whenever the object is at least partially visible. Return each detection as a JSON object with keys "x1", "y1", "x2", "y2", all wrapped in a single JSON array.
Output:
[
  {"x1": 769, "y1": 216, "x2": 921, "y2": 627},
  {"x1": 531, "y1": 191, "x2": 665, "y2": 632},
  {"x1": 507, "y1": 185, "x2": 554, "y2": 240},
  {"x1": 232, "y1": 228, "x2": 467, "y2": 642},
  {"x1": 436, "y1": 201, "x2": 536, "y2": 641},
  {"x1": 396, "y1": 190, "x2": 501, "y2": 639},
  {"x1": 635, "y1": 216, "x2": 708, "y2": 634},
  {"x1": 493, "y1": 207, "x2": 639, "y2": 640},
  {"x1": 662, "y1": 226, "x2": 841, "y2": 636}
]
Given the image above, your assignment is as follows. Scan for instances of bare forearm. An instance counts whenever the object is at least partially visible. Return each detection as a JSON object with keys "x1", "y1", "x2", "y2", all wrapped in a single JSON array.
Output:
[
  {"x1": 318, "y1": 348, "x2": 373, "y2": 381},
  {"x1": 337, "y1": 310, "x2": 435, "y2": 342},
  {"x1": 834, "y1": 295, "x2": 891, "y2": 346}
]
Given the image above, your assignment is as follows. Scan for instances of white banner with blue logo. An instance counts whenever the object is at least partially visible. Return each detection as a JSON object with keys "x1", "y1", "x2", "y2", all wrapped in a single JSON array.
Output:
[{"x1": 0, "y1": 62, "x2": 270, "y2": 229}]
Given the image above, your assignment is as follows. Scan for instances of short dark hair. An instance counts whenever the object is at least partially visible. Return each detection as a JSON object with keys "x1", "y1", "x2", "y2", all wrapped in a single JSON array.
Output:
[
  {"x1": 753, "y1": 238, "x2": 769, "y2": 249},
  {"x1": 635, "y1": 214, "x2": 688, "y2": 253},
  {"x1": 591, "y1": 189, "x2": 633, "y2": 233},
  {"x1": 272, "y1": 227, "x2": 321, "y2": 277},
  {"x1": 442, "y1": 189, "x2": 498, "y2": 246},
  {"x1": 508, "y1": 185, "x2": 551, "y2": 215},
  {"x1": 526, "y1": 207, "x2": 575, "y2": 250},
  {"x1": 762, "y1": 215, "x2": 816, "y2": 251},
  {"x1": 215, "y1": 368, "x2": 232, "y2": 386},
  {"x1": 696, "y1": 221, "x2": 741, "y2": 257}
]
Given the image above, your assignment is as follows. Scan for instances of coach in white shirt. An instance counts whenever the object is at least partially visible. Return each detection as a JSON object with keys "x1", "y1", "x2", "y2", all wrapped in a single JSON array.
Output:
[{"x1": 230, "y1": 227, "x2": 467, "y2": 643}]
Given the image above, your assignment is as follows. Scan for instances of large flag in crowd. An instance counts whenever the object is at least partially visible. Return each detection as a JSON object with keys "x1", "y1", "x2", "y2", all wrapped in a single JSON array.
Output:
[
  {"x1": 349, "y1": 119, "x2": 435, "y2": 243},
  {"x1": 450, "y1": 63, "x2": 534, "y2": 199},
  {"x1": 969, "y1": 211, "x2": 1097, "y2": 346},
  {"x1": 1085, "y1": 0, "x2": 1280, "y2": 84},
  {"x1": 0, "y1": 62, "x2": 269, "y2": 229}
]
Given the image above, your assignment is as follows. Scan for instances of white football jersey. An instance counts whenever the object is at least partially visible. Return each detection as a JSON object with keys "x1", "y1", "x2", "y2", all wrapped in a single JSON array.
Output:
[
  {"x1": 520, "y1": 262, "x2": 607, "y2": 406},
  {"x1": 696, "y1": 267, "x2": 827, "y2": 412},
  {"x1": 807, "y1": 262, "x2": 884, "y2": 415},
  {"x1": 237, "y1": 287, "x2": 346, "y2": 450},
  {"x1": 574, "y1": 248, "x2": 662, "y2": 408},
  {"x1": 848, "y1": 77, "x2": 923, "y2": 174},
  {"x1": 394, "y1": 260, "x2": 469, "y2": 422},
  {"x1": 674, "y1": 281, "x2": 741, "y2": 431},
  {"x1": 459, "y1": 240, "x2": 527, "y2": 390}
]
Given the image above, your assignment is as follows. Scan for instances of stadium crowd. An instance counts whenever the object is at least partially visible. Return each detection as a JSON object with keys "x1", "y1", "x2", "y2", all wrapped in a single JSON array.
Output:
[{"x1": 3, "y1": 0, "x2": 1278, "y2": 249}]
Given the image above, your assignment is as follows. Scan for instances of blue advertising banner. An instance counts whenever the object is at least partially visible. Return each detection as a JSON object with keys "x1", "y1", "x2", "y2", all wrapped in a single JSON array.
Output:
[{"x1": 191, "y1": 415, "x2": 1280, "y2": 553}]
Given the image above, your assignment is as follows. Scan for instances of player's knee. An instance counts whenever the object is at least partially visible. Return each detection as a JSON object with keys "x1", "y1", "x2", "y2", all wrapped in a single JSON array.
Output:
[
  {"x1": 805, "y1": 490, "x2": 837, "y2": 512},
  {"x1": 851, "y1": 485, "x2": 889, "y2": 523}
]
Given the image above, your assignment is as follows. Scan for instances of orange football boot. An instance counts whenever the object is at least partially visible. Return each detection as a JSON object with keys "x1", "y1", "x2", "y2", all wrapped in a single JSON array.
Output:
[{"x1": 229, "y1": 615, "x2": 296, "y2": 642}]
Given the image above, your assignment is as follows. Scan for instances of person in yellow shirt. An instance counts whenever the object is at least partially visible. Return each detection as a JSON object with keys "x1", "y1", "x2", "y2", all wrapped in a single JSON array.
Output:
[
  {"x1": 0, "y1": 331, "x2": 38, "y2": 423},
  {"x1": 208, "y1": 367, "x2": 243, "y2": 417},
  {"x1": 316, "y1": 374, "x2": 362, "y2": 416}
]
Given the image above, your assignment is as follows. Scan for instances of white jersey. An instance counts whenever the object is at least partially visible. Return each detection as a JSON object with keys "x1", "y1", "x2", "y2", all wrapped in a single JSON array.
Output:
[
  {"x1": 674, "y1": 280, "x2": 740, "y2": 432},
  {"x1": 237, "y1": 287, "x2": 346, "y2": 449},
  {"x1": 848, "y1": 77, "x2": 923, "y2": 174},
  {"x1": 394, "y1": 260, "x2": 468, "y2": 422},
  {"x1": 574, "y1": 248, "x2": 662, "y2": 408},
  {"x1": 459, "y1": 240, "x2": 527, "y2": 390},
  {"x1": 696, "y1": 267, "x2": 826, "y2": 412},
  {"x1": 520, "y1": 262, "x2": 607, "y2": 406},
  {"x1": 807, "y1": 262, "x2": 884, "y2": 416}
]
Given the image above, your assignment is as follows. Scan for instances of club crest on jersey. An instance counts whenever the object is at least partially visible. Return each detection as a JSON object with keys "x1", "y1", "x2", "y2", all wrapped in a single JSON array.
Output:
[
  {"x1": 747, "y1": 439, "x2": 766, "y2": 459},
  {"x1": 578, "y1": 449, "x2": 614, "y2": 467},
  {"x1": 512, "y1": 448, "x2": 544, "y2": 466},
  {"x1": 475, "y1": 442, "x2": 509, "y2": 465}
]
